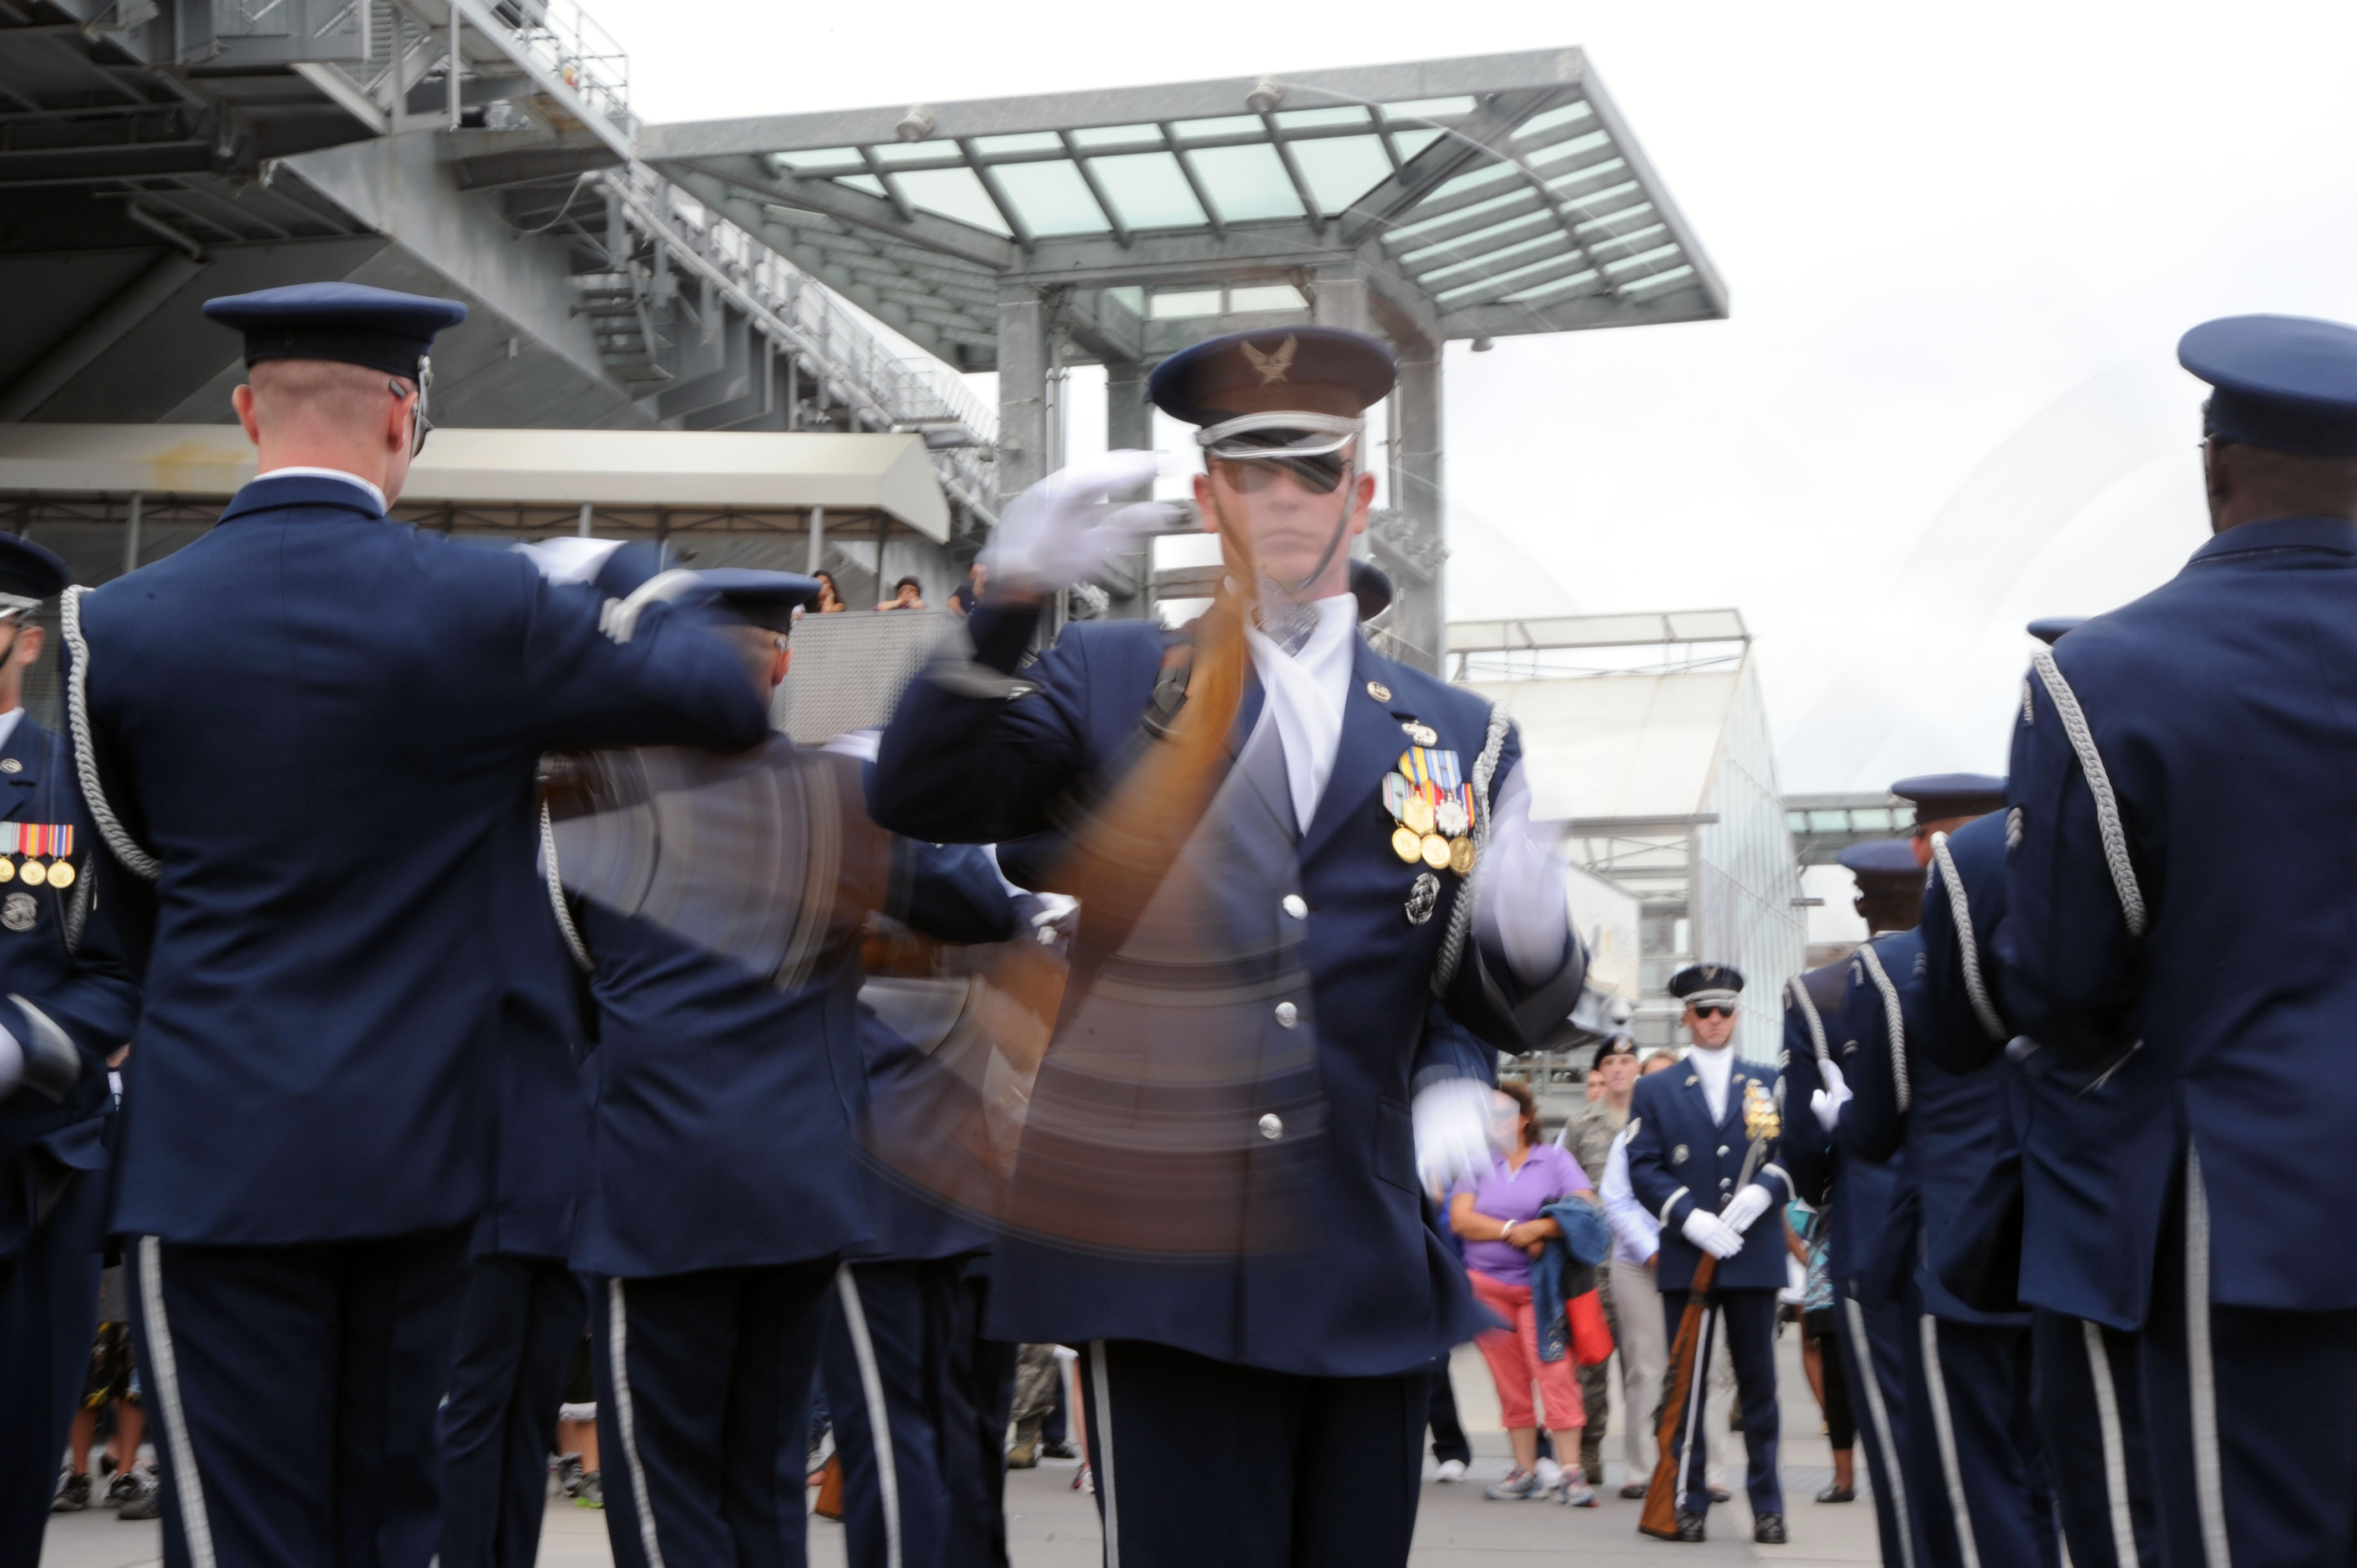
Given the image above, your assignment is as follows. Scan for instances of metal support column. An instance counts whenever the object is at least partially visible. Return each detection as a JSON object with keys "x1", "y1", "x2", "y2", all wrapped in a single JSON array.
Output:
[
  {"x1": 1384, "y1": 341, "x2": 1446, "y2": 674},
  {"x1": 576, "y1": 502, "x2": 593, "y2": 538},
  {"x1": 1103, "y1": 358, "x2": 1153, "y2": 620},
  {"x1": 996, "y1": 286, "x2": 1049, "y2": 508},
  {"x1": 1309, "y1": 265, "x2": 1373, "y2": 335},
  {"x1": 806, "y1": 504, "x2": 825, "y2": 575},
  {"x1": 123, "y1": 493, "x2": 142, "y2": 577}
]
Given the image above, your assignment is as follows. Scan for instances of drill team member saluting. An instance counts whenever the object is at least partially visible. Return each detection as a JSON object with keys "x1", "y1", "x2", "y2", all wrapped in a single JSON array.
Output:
[
  {"x1": 868, "y1": 326, "x2": 1586, "y2": 1567},
  {"x1": 72, "y1": 283, "x2": 770, "y2": 1567}
]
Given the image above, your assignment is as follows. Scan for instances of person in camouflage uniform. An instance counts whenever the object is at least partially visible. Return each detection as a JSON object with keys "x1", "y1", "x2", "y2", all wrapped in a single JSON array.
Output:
[
  {"x1": 1007, "y1": 1343, "x2": 1062, "y2": 1468},
  {"x1": 1557, "y1": 1036, "x2": 1641, "y2": 1486}
]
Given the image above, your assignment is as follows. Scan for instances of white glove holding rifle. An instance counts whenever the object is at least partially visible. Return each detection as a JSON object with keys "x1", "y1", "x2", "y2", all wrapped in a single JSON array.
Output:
[{"x1": 981, "y1": 451, "x2": 1177, "y2": 595}]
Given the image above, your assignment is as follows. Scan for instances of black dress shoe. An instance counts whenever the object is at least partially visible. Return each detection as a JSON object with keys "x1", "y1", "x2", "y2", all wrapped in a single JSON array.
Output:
[
  {"x1": 1619, "y1": 1481, "x2": 1650, "y2": 1499},
  {"x1": 1675, "y1": 1510, "x2": 1707, "y2": 1542},
  {"x1": 1815, "y1": 1484, "x2": 1855, "y2": 1503},
  {"x1": 1707, "y1": 1485, "x2": 1731, "y2": 1503},
  {"x1": 1754, "y1": 1512, "x2": 1787, "y2": 1544}
]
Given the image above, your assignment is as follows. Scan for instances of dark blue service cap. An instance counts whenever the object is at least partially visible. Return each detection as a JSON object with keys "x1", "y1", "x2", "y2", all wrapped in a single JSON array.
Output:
[
  {"x1": 2026, "y1": 616, "x2": 2086, "y2": 646},
  {"x1": 1891, "y1": 773, "x2": 2006, "y2": 821},
  {"x1": 2178, "y1": 314, "x2": 2357, "y2": 456},
  {"x1": 202, "y1": 282, "x2": 467, "y2": 380},
  {"x1": 1149, "y1": 326, "x2": 1396, "y2": 426},
  {"x1": 1840, "y1": 837, "x2": 1926, "y2": 893},
  {"x1": 0, "y1": 534, "x2": 70, "y2": 612},
  {"x1": 1668, "y1": 963, "x2": 1744, "y2": 1003},
  {"x1": 699, "y1": 569, "x2": 822, "y2": 633},
  {"x1": 1593, "y1": 1034, "x2": 1639, "y2": 1069}
]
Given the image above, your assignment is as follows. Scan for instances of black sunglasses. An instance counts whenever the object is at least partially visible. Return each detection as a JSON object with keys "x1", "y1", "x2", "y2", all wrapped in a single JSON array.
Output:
[
  {"x1": 1690, "y1": 1004, "x2": 1735, "y2": 1019},
  {"x1": 389, "y1": 355, "x2": 435, "y2": 458}
]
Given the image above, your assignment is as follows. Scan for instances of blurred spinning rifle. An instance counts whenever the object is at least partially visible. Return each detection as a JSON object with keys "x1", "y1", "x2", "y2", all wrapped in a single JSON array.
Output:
[{"x1": 1638, "y1": 1121, "x2": 1771, "y2": 1540}]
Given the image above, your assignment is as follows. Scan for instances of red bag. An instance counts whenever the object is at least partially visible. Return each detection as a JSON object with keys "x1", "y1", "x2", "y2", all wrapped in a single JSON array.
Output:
[{"x1": 1567, "y1": 1288, "x2": 1615, "y2": 1366}]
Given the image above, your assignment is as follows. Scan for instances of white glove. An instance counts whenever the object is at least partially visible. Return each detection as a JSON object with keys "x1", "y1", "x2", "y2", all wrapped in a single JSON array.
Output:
[
  {"x1": 1719, "y1": 1183, "x2": 1773, "y2": 1235},
  {"x1": 0, "y1": 1022, "x2": 19, "y2": 1100},
  {"x1": 515, "y1": 537, "x2": 626, "y2": 585},
  {"x1": 1470, "y1": 770, "x2": 1573, "y2": 986},
  {"x1": 980, "y1": 451, "x2": 1177, "y2": 594},
  {"x1": 1413, "y1": 1077, "x2": 1494, "y2": 1200},
  {"x1": 1810, "y1": 1058, "x2": 1851, "y2": 1135},
  {"x1": 1682, "y1": 1208, "x2": 1745, "y2": 1260}
]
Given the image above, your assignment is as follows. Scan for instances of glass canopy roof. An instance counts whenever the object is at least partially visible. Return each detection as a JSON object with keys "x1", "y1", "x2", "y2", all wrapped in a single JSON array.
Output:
[{"x1": 641, "y1": 50, "x2": 1725, "y2": 372}]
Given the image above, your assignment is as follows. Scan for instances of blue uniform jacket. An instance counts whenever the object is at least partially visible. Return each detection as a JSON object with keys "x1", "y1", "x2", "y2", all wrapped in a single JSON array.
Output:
[
  {"x1": 1995, "y1": 515, "x2": 2357, "y2": 1319},
  {"x1": 0, "y1": 714, "x2": 142, "y2": 1260},
  {"x1": 1843, "y1": 819, "x2": 2026, "y2": 1325},
  {"x1": 867, "y1": 599, "x2": 1581, "y2": 1377},
  {"x1": 568, "y1": 762, "x2": 1015, "y2": 1280},
  {"x1": 1625, "y1": 1053, "x2": 1794, "y2": 1294},
  {"x1": 1783, "y1": 935, "x2": 1921, "y2": 1302},
  {"x1": 84, "y1": 474, "x2": 768, "y2": 1245},
  {"x1": 471, "y1": 859, "x2": 593, "y2": 1263},
  {"x1": 851, "y1": 1001, "x2": 999, "y2": 1266}
]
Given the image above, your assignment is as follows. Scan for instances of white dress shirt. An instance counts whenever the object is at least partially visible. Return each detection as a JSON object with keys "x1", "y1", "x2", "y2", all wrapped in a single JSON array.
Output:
[
  {"x1": 0, "y1": 706, "x2": 24, "y2": 757},
  {"x1": 248, "y1": 466, "x2": 388, "y2": 514},
  {"x1": 1692, "y1": 1042, "x2": 1735, "y2": 1125},
  {"x1": 1600, "y1": 1129, "x2": 1661, "y2": 1266},
  {"x1": 1241, "y1": 591, "x2": 1356, "y2": 835}
]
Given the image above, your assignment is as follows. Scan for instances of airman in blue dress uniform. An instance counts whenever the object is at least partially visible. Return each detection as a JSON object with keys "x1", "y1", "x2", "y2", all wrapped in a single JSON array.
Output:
[
  {"x1": 867, "y1": 326, "x2": 1584, "y2": 1567},
  {"x1": 0, "y1": 535, "x2": 143, "y2": 1567},
  {"x1": 541, "y1": 563, "x2": 1018, "y2": 1568},
  {"x1": 1782, "y1": 839, "x2": 1932, "y2": 1567},
  {"x1": 1837, "y1": 776, "x2": 2058, "y2": 1568},
  {"x1": 1912, "y1": 625, "x2": 2159, "y2": 1568},
  {"x1": 1625, "y1": 964, "x2": 1794, "y2": 1545},
  {"x1": 74, "y1": 283, "x2": 770, "y2": 1568},
  {"x1": 1998, "y1": 314, "x2": 2357, "y2": 1567}
]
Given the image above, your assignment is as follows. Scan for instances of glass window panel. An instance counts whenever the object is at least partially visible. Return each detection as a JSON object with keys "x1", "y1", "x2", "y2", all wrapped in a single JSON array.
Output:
[
  {"x1": 1087, "y1": 151, "x2": 1205, "y2": 230},
  {"x1": 1105, "y1": 286, "x2": 1146, "y2": 316},
  {"x1": 1287, "y1": 133, "x2": 1394, "y2": 214},
  {"x1": 871, "y1": 139, "x2": 960, "y2": 166},
  {"x1": 772, "y1": 147, "x2": 863, "y2": 175},
  {"x1": 1272, "y1": 106, "x2": 1366, "y2": 130},
  {"x1": 1528, "y1": 131, "x2": 1612, "y2": 171},
  {"x1": 1426, "y1": 160, "x2": 1518, "y2": 204},
  {"x1": 1070, "y1": 123, "x2": 1162, "y2": 149},
  {"x1": 1186, "y1": 143, "x2": 1305, "y2": 221},
  {"x1": 971, "y1": 132, "x2": 1062, "y2": 156},
  {"x1": 1381, "y1": 96, "x2": 1476, "y2": 122},
  {"x1": 1169, "y1": 114, "x2": 1262, "y2": 141},
  {"x1": 1513, "y1": 102, "x2": 1595, "y2": 140},
  {"x1": 1388, "y1": 128, "x2": 1442, "y2": 162},
  {"x1": 990, "y1": 158, "x2": 1110, "y2": 235},
  {"x1": 1149, "y1": 289, "x2": 1222, "y2": 319},
  {"x1": 1787, "y1": 812, "x2": 1813, "y2": 834},
  {"x1": 1620, "y1": 264, "x2": 1697, "y2": 296},
  {"x1": 892, "y1": 167, "x2": 1011, "y2": 234},
  {"x1": 833, "y1": 173, "x2": 887, "y2": 197},
  {"x1": 1227, "y1": 283, "x2": 1305, "y2": 313}
]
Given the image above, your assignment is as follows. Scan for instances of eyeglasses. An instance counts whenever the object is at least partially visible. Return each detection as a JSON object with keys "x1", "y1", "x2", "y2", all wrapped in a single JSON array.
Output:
[
  {"x1": 1690, "y1": 1005, "x2": 1735, "y2": 1019},
  {"x1": 389, "y1": 355, "x2": 434, "y2": 458}
]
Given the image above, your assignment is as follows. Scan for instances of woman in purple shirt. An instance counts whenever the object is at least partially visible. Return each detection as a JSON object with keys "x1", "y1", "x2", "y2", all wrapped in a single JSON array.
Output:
[{"x1": 1448, "y1": 1080, "x2": 1598, "y2": 1505}]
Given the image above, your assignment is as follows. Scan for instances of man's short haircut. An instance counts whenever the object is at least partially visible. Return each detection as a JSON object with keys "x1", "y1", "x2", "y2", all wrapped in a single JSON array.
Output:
[{"x1": 894, "y1": 575, "x2": 922, "y2": 594}]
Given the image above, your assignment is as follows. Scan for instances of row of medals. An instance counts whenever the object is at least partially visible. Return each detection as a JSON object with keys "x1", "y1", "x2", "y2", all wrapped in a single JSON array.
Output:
[
  {"x1": 1386, "y1": 725, "x2": 1476, "y2": 877},
  {"x1": 0, "y1": 855, "x2": 72, "y2": 888}
]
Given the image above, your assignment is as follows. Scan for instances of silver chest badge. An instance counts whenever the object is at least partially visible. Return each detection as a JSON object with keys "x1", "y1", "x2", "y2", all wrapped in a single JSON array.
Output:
[
  {"x1": 1672, "y1": 1143, "x2": 1690, "y2": 1165},
  {"x1": 1404, "y1": 871, "x2": 1440, "y2": 926},
  {"x1": 2, "y1": 891, "x2": 36, "y2": 931}
]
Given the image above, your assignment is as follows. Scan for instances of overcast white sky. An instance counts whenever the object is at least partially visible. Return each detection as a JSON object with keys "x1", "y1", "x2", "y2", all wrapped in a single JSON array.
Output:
[{"x1": 594, "y1": 0, "x2": 2357, "y2": 792}]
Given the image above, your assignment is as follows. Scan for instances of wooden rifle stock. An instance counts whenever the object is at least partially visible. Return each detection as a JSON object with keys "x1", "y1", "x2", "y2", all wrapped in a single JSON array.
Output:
[{"x1": 1638, "y1": 1251, "x2": 1717, "y2": 1539}]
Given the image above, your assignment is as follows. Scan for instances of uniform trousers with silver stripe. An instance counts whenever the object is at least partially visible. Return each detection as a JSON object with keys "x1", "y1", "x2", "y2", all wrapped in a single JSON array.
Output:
[
  {"x1": 590, "y1": 1259, "x2": 836, "y2": 1568},
  {"x1": 818, "y1": 1255, "x2": 1016, "y2": 1568},
  {"x1": 1896, "y1": 1286, "x2": 2058, "y2": 1568},
  {"x1": 1836, "y1": 1276, "x2": 1928, "y2": 1568},
  {"x1": 1077, "y1": 1338, "x2": 1426, "y2": 1568},
  {"x1": 126, "y1": 1224, "x2": 471, "y2": 1568},
  {"x1": 2031, "y1": 1308, "x2": 2158, "y2": 1568}
]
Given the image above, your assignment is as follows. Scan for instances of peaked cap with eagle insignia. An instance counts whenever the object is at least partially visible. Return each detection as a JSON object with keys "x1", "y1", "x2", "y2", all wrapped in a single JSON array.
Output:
[
  {"x1": 1668, "y1": 962, "x2": 1746, "y2": 1010},
  {"x1": 1148, "y1": 324, "x2": 1397, "y2": 425}
]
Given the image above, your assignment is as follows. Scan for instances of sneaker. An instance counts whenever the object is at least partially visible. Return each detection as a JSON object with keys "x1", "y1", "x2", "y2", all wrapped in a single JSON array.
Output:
[
  {"x1": 1433, "y1": 1458, "x2": 1469, "y2": 1483},
  {"x1": 52, "y1": 1469, "x2": 91, "y2": 1513},
  {"x1": 1041, "y1": 1439, "x2": 1078, "y2": 1460},
  {"x1": 1533, "y1": 1456, "x2": 1565, "y2": 1494},
  {"x1": 116, "y1": 1468, "x2": 161, "y2": 1521},
  {"x1": 557, "y1": 1454, "x2": 586, "y2": 1499},
  {"x1": 1484, "y1": 1467, "x2": 1543, "y2": 1500},
  {"x1": 573, "y1": 1471, "x2": 603, "y2": 1510},
  {"x1": 104, "y1": 1469, "x2": 142, "y2": 1507},
  {"x1": 1559, "y1": 1466, "x2": 1598, "y2": 1508}
]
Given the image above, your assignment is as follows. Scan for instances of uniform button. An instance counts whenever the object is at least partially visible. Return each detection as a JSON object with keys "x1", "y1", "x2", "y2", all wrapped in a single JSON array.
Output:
[
  {"x1": 1258, "y1": 1113, "x2": 1284, "y2": 1140},
  {"x1": 1282, "y1": 894, "x2": 1308, "y2": 919},
  {"x1": 1717, "y1": 1145, "x2": 1729, "y2": 1157},
  {"x1": 1275, "y1": 1002, "x2": 1299, "y2": 1028},
  {"x1": 1720, "y1": 1178, "x2": 1733, "y2": 1189}
]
